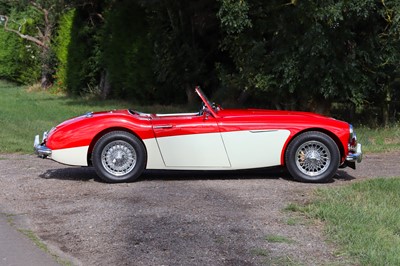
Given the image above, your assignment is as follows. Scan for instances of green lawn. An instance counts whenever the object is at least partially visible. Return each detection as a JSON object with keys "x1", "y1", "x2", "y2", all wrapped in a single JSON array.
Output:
[
  {"x1": 0, "y1": 81, "x2": 184, "y2": 153},
  {"x1": 298, "y1": 177, "x2": 400, "y2": 265}
]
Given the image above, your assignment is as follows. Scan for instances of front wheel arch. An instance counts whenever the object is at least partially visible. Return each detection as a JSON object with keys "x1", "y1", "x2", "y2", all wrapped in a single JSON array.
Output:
[
  {"x1": 283, "y1": 128, "x2": 345, "y2": 165},
  {"x1": 284, "y1": 131, "x2": 341, "y2": 183}
]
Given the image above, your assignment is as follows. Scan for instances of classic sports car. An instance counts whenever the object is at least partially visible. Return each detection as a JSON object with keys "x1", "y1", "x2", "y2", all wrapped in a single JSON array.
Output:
[{"x1": 34, "y1": 87, "x2": 362, "y2": 183}]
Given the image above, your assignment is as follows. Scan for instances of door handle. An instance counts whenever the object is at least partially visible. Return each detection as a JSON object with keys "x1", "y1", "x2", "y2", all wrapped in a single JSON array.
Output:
[{"x1": 153, "y1": 125, "x2": 174, "y2": 129}]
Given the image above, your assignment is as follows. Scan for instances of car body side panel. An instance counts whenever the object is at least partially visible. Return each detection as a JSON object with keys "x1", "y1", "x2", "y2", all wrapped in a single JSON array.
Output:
[
  {"x1": 51, "y1": 146, "x2": 89, "y2": 166},
  {"x1": 216, "y1": 112, "x2": 350, "y2": 165},
  {"x1": 143, "y1": 138, "x2": 167, "y2": 169},
  {"x1": 155, "y1": 133, "x2": 231, "y2": 168},
  {"x1": 221, "y1": 130, "x2": 290, "y2": 169},
  {"x1": 151, "y1": 114, "x2": 230, "y2": 168}
]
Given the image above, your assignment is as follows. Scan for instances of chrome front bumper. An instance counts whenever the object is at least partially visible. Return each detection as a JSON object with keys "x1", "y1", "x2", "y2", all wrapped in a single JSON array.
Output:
[
  {"x1": 34, "y1": 133, "x2": 52, "y2": 158},
  {"x1": 346, "y1": 143, "x2": 362, "y2": 163}
]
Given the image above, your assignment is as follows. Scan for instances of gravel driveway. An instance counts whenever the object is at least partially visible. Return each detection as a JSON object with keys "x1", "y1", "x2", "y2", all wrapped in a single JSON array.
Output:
[{"x1": 0, "y1": 152, "x2": 399, "y2": 265}]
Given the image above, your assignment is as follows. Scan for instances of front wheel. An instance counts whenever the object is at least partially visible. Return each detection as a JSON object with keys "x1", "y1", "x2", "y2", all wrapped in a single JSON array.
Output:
[
  {"x1": 92, "y1": 131, "x2": 147, "y2": 183},
  {"x1": 285, "y1": 131, "x2": 340, "y2": 183}
]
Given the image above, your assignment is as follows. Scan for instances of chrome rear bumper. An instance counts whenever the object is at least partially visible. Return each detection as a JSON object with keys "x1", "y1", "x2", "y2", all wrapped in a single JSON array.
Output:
[{"x1": 34, "y1": 134, "x2": 52, "y2": 158}]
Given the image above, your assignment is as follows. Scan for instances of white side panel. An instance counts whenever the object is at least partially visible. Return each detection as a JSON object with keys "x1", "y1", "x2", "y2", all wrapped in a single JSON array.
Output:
[
  {"x1": 156, "y1": 133, "x2": 231, "y2": 168},
  {"x1": 51, "y1": 146, "x2": 89, "y2": 166},
  {"x1": 222, "y1": 130, "x2": 290, "y2": 169},
  {"x1": 143, "y1": 138, "x2": 166, "y2": 169}
]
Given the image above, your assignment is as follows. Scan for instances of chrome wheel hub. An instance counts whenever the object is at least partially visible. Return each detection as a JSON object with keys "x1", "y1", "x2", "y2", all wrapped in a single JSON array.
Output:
[
  {"x1": 101, "y1": 141, "x2": 137, "y2": 176},
  {"x1": 295, "y1": 141, "x2": 331, "y2": 177}
]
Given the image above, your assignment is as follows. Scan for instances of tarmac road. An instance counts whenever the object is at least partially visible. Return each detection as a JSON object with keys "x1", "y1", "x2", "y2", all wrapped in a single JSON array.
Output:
[{"x1": 0, "y1": 213, "x2": 60, "y2": 266}]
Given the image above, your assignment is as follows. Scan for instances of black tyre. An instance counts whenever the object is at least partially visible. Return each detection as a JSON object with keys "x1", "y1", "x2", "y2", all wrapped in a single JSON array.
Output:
[
  {"x1": 92, "y1": 131, "x2": 146, "y2": 183},
  {"x1": 285, "y1": 131, "x2": 340, "y2": 183}
]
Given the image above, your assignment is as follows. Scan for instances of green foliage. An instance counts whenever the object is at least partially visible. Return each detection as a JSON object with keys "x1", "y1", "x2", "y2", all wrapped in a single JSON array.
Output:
[
  {"x1": 148, "y1": 0, "x2": 221, "y2": 103},
  {"x1": 218, "y1": 0, "x2": 252, "y2": 34},
  {"x1": 0, "y1": 0, "x2": 399, "y2": 125},
  {"x1": 217, "y1": 0, "x2": 400, "y2": 120},
  {"x1": 0, "y1": 8, "x2": 41, "y2": 84},
  {"x1": 63, "y1": 7, "x2": 100, "y2": 95},
  {"x1": 53, "y1": 9, "x2": 75, "y2": 92},
  {"x1": 100, "y1": 0, "x2": 153, "y2": 101}
]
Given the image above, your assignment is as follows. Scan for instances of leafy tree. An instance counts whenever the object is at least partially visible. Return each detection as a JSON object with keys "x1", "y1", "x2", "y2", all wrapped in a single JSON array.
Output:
[
  {"x1": 148, "y1": 0, "x2": 222, "y2": 104},
  {"x1": 100, "y1": 0, "x2": 153, "y2": 101},
  {"x1": 0, "y1": 0, "x2": 73, "y2": 88},
  {"x1": 0, "y1": 5, "x2": 40, "y2": 84},
  {"x1": 217, "y1": 0, "x2": 400, "y2": 124}
]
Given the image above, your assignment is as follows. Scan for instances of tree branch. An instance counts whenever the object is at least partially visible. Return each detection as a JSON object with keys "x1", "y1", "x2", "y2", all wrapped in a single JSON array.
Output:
[
  {"x1": 30, "y1": 1, "x2": 52, "y2": 36},
  {"x1": 0, "y1": 15, "x2": 48, "y2": 49}
]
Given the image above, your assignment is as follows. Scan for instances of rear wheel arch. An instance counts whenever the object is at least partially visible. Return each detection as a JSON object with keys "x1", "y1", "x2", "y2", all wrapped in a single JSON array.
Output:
[
  {"x1": 91, "y1": 130, "x2": 147, "y2": 183},
  {"x1": 87, "y1": 127, "x2": 147, "y2": 166}
]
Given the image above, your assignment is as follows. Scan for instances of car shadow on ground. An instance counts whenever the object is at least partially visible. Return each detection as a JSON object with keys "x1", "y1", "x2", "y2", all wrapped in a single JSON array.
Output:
[
  {"x1": 38, "y1": 166, "x2": 356, "y2": 183},
  {"x1": 39, "y1": 167, "x2": 98, "y2": 182}
]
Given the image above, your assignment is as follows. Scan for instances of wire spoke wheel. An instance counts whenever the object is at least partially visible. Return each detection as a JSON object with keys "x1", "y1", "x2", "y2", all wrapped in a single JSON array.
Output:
[
  {"x1": 93, "y1": 131, "x2": 146, "y2": 183},
  {"x1": 285, "y1": 131, "x2": 340, "y2": 183},
  {"x1": 295, "y1": 141, "x2": 331, "y2": 177},
  {"x1": 101, "y1": 140, "x2": 137, "y2": 176}
]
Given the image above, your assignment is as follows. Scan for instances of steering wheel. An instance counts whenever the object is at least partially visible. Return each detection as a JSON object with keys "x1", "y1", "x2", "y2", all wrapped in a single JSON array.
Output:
[{"x1": 199, "y1": 102, "x2": 207, "y2": 115}]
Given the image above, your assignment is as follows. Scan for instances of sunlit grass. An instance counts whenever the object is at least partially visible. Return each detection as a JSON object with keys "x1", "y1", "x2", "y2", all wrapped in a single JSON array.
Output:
[
  {"x1": 298, "y1": 177, "x2": 400, "y2": 265},
  {"x1": 357, "y1": 125, "x2": 400, "y2": 153}
]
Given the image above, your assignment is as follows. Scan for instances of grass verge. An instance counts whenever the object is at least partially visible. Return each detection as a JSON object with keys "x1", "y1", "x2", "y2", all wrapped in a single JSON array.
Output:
[
  {"x1": 356, "y1": 125, "x2": 400, "y2": 153},
  {"x1": 294, "y1": 177, "x2": 400, "y2": 265}
]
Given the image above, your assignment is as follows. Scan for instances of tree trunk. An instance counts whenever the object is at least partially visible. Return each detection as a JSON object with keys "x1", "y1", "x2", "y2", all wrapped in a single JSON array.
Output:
[
  {"x1": 382, "y1": 86, "x2": 392, "y2": 126},
  {"x1": 40, "y1": 72, "x2": 52, "y2": 89},
  {"x1": 39, "y1": 48, "x2": 53, "y2": 89},
  {"x1": 308, "y1": 95, "x2": 332, "y2": 116},
  {"x1": 100, "y1": 70, "x2": 111, "y2": 99},
  {"x1": 186, "y1": 84, "x2": 196, "y2": 105}
]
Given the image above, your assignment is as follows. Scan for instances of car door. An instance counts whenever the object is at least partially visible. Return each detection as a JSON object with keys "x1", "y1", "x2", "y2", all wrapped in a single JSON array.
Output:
[
  {"x1": 218, "y1": 115, "x2": 291, "y2": 169},
  {"x1": 151, "y1": 113, "x2": 231, "y2": 169}
]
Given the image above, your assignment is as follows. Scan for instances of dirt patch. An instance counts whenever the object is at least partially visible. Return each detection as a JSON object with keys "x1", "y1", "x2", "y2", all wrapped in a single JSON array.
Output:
[{"x1": 0, "y1": 152, "x2": 399, "y2": 265}]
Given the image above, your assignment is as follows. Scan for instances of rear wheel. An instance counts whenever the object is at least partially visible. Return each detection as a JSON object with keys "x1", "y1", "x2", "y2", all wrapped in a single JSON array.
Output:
[
  {"x1": 92, "y1": 131, "x2": 146, "y2": 183},
  {"x1": 285, "y1": 131, "x2": 340, "y2": 183}
]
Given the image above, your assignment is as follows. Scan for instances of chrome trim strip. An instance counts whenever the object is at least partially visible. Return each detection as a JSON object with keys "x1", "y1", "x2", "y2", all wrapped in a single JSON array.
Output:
[
  {"x1": 249, "y1": 130, "x2": 278, "y2": 133},
  {"x1": 153, "y1": 125, "x2": 174, "y2": 129}
]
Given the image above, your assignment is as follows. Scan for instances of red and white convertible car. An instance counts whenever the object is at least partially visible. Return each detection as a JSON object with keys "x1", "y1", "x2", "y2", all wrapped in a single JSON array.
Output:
[{"x1": 34, "y1": 87, "x2": 362, "y2": 183}]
